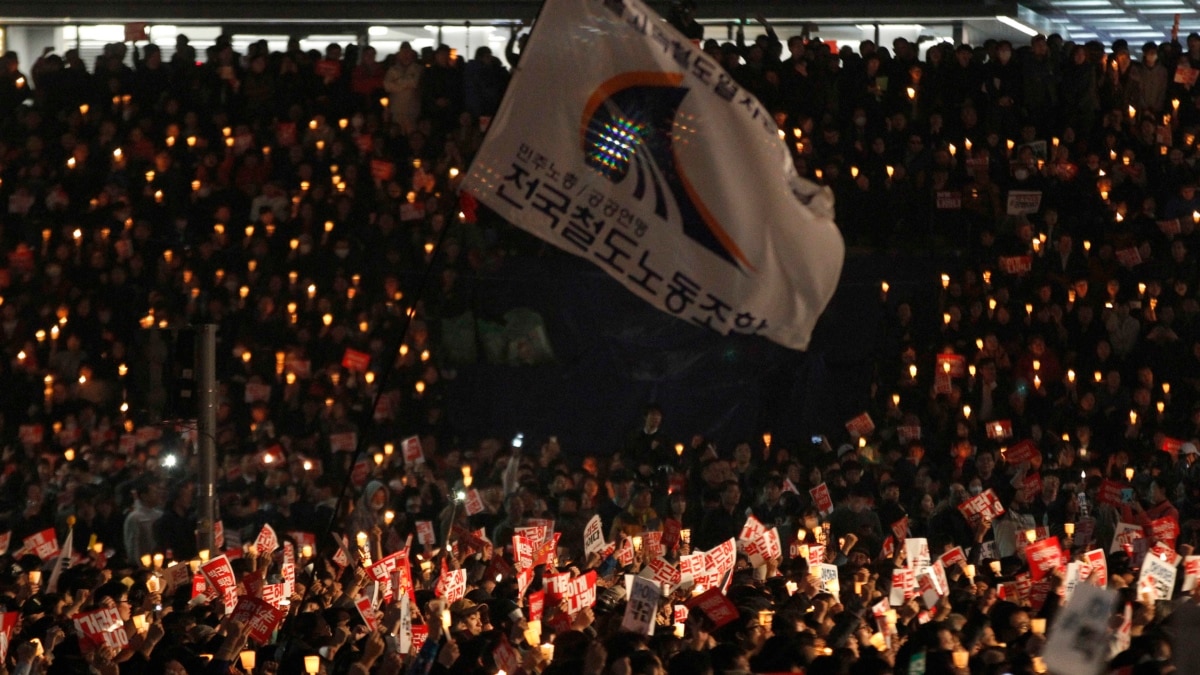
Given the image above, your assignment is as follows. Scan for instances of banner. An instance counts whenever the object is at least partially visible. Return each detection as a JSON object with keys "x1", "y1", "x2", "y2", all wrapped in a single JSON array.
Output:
[{"x1": 462, "y1": 0, "x2": 844, "y2": 350}]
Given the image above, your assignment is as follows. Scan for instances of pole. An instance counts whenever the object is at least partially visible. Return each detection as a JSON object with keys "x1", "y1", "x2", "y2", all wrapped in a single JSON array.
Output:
[{"x1": 197, "y1": 323, "x2": 218, "y2": 554}]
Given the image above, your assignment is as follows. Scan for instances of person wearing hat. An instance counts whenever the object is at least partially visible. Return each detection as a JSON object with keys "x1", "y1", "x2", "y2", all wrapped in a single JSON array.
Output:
[{"x1": 450, "y1": 598, "x2": 488, "y2": 638}]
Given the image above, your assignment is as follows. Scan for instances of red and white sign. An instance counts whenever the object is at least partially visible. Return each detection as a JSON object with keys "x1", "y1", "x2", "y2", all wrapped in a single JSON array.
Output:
[
  {"x1": 738, "y1": 515, "x2": 766, "y2": 550},
  {"x1": 0, "y1": 612, "x2": 16, "y2": 663},
  {"x1": 1151, "y1": 516, "x2": 1179, "y2": 548},
  {"x1": 1004, "y1": 440, "x2": 1039, "y2": 466},
  {"x1": 1026, "y1": 536, "x2": 1062, "y2": 582},
  {"x1": 201, "y1": 555, "x2": 238, "y2": 614},
  {"x1": 999, "y1": 255, "x2": 1032, "y2": 275},
  {"x1": 73, "y1": 607, "x2": 129, "y2": 653},
  {"x1": 463, "y1": 489, "x2": 485, "y2": 516},
  {"x1": 435, "y1": 568, "x2": 468, "y2": 604},
  {"x1": 685, "y1": 587, "x2": 738, "y2": 629},
  {"x1": 986, "y1": 420, "x2": 1013, "y2": 440},
  {"x1": 845, "y1": 412, "x2": 875, "y2": 438},
  {"x1": 1116, "y1": 247, "x2": 1142, "y2": 268},
  {"x1": 1084, "y1": 549, "x2": 1108, "y2": 587},
  {"x1": 231, "y1": 596, "x2": 286, "y2": 644},
  {"x1": 937, "y1": 546, "x2": 967, "y2": 570},
  {"x1": 513, "y1": 534, "x2": 534, "y2": 572},
  {"x1": 567, "y1": 571, "x2": 597, "y2": 615},
  {"x1": 341, "y1": 348, "x2": 371, "y2": 373},
  {"x1": 544, "y1": 571, "x2": 571, "y2": 602},
  {"x1": 24, "y1": 528, "x2": 59, "y2": 562},
  {"x1": 528, "y1": 590, "x2": 545, "y2": 622},
  {"x1": 401, "y1": 436, "x2": 424, "y2": 465},
  {"x1": 957, "y1": 488, "x2": 1005, "y2": 526},
  {"x1": 416, "y1": 521, "x2": 436, "y2": 547},
  {"x1": 810, "y1": 483, "x2": 834, "y2": 517},
  {"x1": 254, "y1": 524, "x2": 279, "y2": 558}
]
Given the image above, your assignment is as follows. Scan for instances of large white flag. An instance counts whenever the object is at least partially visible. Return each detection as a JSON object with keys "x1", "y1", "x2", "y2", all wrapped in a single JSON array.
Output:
[{"x1": 462, "y1": 0, "x2": 843, "y2": 350}]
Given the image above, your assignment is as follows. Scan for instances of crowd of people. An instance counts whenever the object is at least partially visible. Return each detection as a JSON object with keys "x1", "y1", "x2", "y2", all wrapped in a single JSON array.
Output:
[{"x1": 2, "y1": 4, "x2": 1200, "y2": 674}]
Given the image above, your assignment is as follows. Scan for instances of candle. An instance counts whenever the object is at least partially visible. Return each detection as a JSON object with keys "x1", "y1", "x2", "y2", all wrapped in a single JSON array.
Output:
[
  {"x1": 132, "y1": 614, "x2": 148, "y2": 633},
  {"x1": 786, "y1": 580, "x2": 799, "y2": 595},
  {"x1": 953, "y1": 650, "x2": 970, "y2": 668},
  {"x1": 28, "y1": 570, "x2": 41, "y2": 585},
  {"x1": 463, "y1": 466, "x2": 473, "y2": 488},
  {"x1": 965, "y1": 564, "x2": 975, "y2": 580},
  {"x1": 384, "y1": 510, "x2": 395, "y2": 526},
  {"x1": 305, "y1": 655, "x2": 321, "y2": 674},
  {"x1": 989, "y1": 560, "x2": 1001, "y2": 575},
  {"x1": 1126, "y1": 467, "x2": 1135, "y2": 481},
  {"x1": 357, "y1": 532, "x2": 369, "y2": 549},
  {"x1": 1064, "y1": 523, "x2": 1075, "y2": 536},
  {"x1": 681, "y1": 529, "x2": 691, "y2": 544},
  {"x1": 1030, "y1": 618, "x2": 1046, "y2": 635},
  {"x1": 1025, "y1": 529, "x2": 1036, "y2": 543},
  {"x1": 301, "y1": 545, "x2": 313, "y2": 559},
  {"x1": 153, "y1": 553, "x2": 164, "y2": 569},
  {"x1": 673, "y1": 622, "x2": 685, "y2": 638},
  {"x1": 240, "y1": 650, "x2": 256, "y2": 671},
  {"x1": 140, "y1": 554, "x2": 152, "y2": 568}
]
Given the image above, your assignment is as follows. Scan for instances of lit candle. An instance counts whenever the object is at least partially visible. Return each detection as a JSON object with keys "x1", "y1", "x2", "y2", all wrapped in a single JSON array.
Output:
[
  {"x1": 1030, "y1": 618, "x2": 1046, "y2": 636},
  {"x1": 305, "y1": 655, "x2": 320, "y2": 674},
  {"x1": 1126, "y1": 467, "x2": 1135, "y2": 481},
  {"x1": 1064, "y1": 523, "x2": 1075, "y2": 536},
  {"x1": 240, "y1": 650, "x2": 256, "y2": 672}
]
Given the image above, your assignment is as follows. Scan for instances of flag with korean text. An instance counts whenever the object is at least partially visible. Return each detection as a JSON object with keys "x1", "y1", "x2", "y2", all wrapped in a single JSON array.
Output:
[{"x1": 462, "y1": 0, "x2": 843, "y2": 350}]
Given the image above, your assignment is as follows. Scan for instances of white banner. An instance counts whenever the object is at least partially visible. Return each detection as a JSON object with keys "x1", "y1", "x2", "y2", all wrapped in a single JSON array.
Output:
[{"x1": 462, "y1": 0, "x2": 843, "y2": 350}]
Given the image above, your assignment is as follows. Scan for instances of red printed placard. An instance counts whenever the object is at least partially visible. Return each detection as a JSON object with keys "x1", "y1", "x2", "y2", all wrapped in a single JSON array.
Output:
[
  {"x1": 201, "y1": 555, "x2": 238, "y2": 614},
  {"x1": 341, "y1": 348, "x2": 371, "y2": 373},
  {"x1": 1084, "y1": 549, "x2": 1107, "y2": 587},
  {"x1": 1004, "y1": 440, "x2": 1039, "y2": 466},
  {"x1": 937, "y1": 546, "x2": 967, "y2": 570},
  {"x1": 845, "y1": 412, "x2": 875, "y2": 438},
  {"x1": 528, "y1": 590, "x2": 545, "y2": 622},
  {"x1": 230, "y1": 596, "x2": 286, "y2": 645},
  {"x1": 254, "y1": 524, "x2": 279, "y2": 558},
  {"x1": 73, "y1": 607, "x2": 128, "y2": 653},
  {"x1": 1098, "y1": 480, "x2": 1126, "y2": 507},
  {"x1": 401, "y1": 436, "x2": 424, "y2": 465},
  {"x1": 435, "y1": 568, "x2": 467, "y2": 604},
  {"x1": 685, "y1": 587, "x2": 738, "y2": 629},
  {"x1": 1026, "y1": 536, "x2": 1062, "y2": 581},
  {"x1": 567, "y1": 571, "x2": 597, "y2": 615},
  {"x1": 810, "y1": 483, "x2": 834, "y2": 517},
  {"x1": 463, "y1": 489, "x2": 485, "y2": 516},
  {"x1": 23, "y1": 528, "x2": 59, "y2": 562},
  {"x1": 986, "y1": 420, "x2": 1013, "y2": 440},
  {"x1": 1151, "y1": 516, "x2": 1179, "y2": 547},
  {"x1": 370, "y1": 159, "x2": 396, "y2": 182},
  {"x1": 999, "y1": 255, "x2": 1032, "y2": 275}
]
